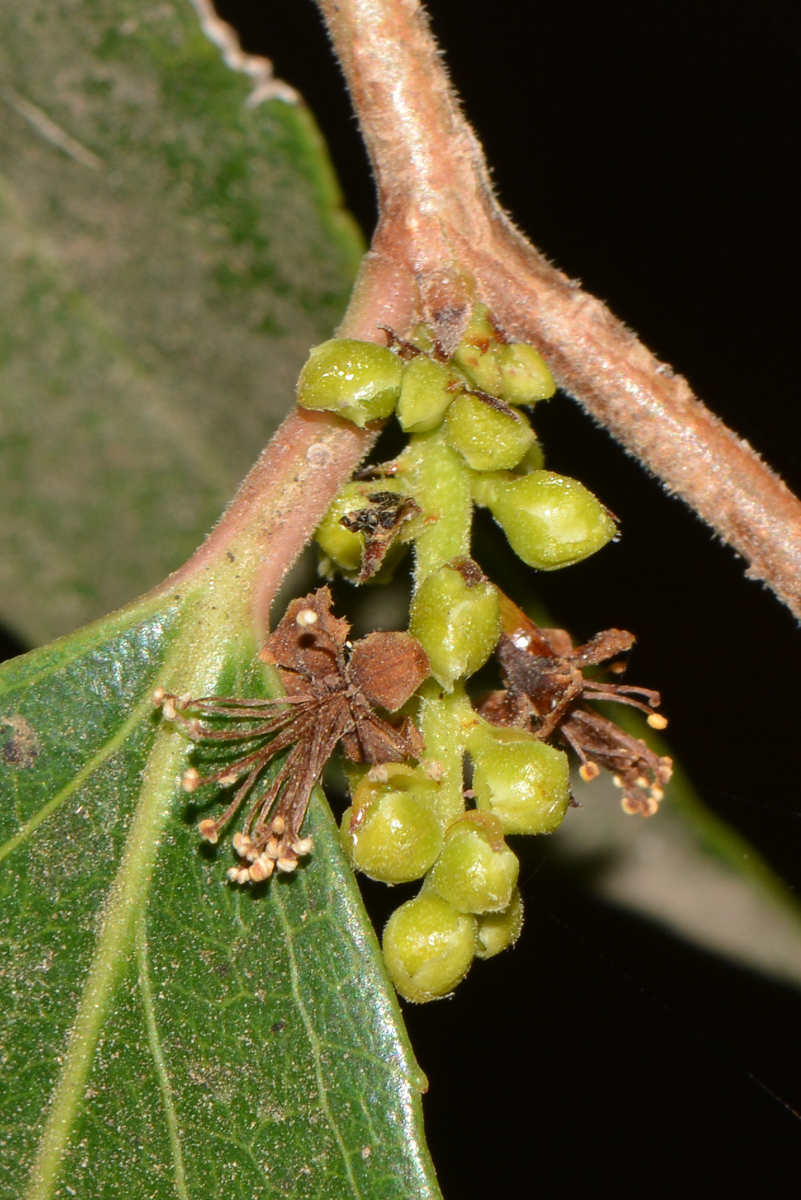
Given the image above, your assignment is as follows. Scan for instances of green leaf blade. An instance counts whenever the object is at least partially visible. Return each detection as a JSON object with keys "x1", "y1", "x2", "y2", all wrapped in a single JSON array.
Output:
[
  {"x1": 0, "y1": 0, "x2": 363, "y2": 645},
  {"x1": 1, "y1": 593, "x2": 440, "y2": 1200}
]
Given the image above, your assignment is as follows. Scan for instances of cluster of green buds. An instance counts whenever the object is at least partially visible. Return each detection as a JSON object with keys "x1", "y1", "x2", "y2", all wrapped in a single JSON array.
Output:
[{"x1": 297, "y1": 303, "x2": 619, "y2": 1002}]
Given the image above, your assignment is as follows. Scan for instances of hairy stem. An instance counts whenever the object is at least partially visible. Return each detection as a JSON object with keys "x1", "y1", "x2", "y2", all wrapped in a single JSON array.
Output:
[
  {"x1": 316, "y1": 0, "x2": 801, "y2": 621},
  {"x1": 402, "y1": 432, "x2": 472, "y2": 584}
]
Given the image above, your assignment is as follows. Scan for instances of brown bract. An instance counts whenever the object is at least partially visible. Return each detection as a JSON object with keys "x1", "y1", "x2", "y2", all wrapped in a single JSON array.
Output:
[
  {"x1": 479, "y1": 596, "x2": 672, "y2": 817},
  {"x1": 157, "y1": 587, "x2": 429, "y2": 883}
]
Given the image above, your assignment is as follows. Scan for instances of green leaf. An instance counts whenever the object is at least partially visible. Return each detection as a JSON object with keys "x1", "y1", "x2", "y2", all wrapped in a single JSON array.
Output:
[
  {"x1": 0, "y1": 576, "x2": 441, "y2": 1198},
  {"x1": 554, "y1": 712, "x2": 801, "y2": 990},
  {"x1": 0, "y1": 0, "x2": 363, "y2": 645}
]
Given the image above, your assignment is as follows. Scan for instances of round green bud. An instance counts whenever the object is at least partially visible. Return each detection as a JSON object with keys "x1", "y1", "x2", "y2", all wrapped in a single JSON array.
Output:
[
  {"x1": 397, "y1": 354, "x2": 457, "y2": 433},
  {"x1": 475, "y1": 888, "x2": 524, "y2": 959},
  {"x1": 477, "y1": 470, "x2": 617, "y2": 570},
  {"x1": 341, "y1": 765, "x2": 443, "y2": 884},
  {"x1": 315, "y1": 483, "x2": 370, "y2": 573},
  {"x1": 296, "y1": 338, "x2": 403, "y2": 427},
  {"x1": 498, "y1": 343, "x2": 556, "y2": 404},
  {"x1": 469, "y1": 725, "x2": 570, "y2": 834},
  {"x1": 444, "y1": 393, "x2": 535, "y2": 471},
  {"x1": 452, "y1": 305, "x2": 503, "y2": 394},
  {"x1": 409, "y1": 561, "x2": 501, "y2": 691},
  {"x1": 383, "y1": 893, "x2": 477, "y2": 1003},
  {"x1": 426, "y1": 819, "x2": 519, "y2": 914}
]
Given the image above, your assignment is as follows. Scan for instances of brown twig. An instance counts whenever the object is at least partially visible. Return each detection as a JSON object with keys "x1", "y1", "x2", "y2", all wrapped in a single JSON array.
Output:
[{"x1": 316, "y1": 0, "x2": 801, "y2": 621}]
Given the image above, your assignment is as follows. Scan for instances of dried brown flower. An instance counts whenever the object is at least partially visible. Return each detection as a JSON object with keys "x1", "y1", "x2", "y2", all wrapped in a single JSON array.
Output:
[
  {"x1": 156, "y1": 587, "x2": 429, "y2": 882},
  {"x1": 339, "y1": 490, "x2": 421, "y2": 582},
  {"x1": 478, "y1": 595, "x2": 672, "y2": 816}
]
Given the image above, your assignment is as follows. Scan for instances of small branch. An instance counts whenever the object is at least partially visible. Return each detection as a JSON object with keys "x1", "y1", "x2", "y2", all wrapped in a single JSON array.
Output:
[
  {"x1": 164, "y1": 311, "x2": 413, "y2": 636},
  {"x1": 317, "y1": 0, "x2": 801, "y2": 620}
]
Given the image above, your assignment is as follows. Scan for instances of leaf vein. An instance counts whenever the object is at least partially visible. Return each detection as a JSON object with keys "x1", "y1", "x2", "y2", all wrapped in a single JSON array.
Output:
[
  {"x1": 272, "y1": 886, "x2": 363, "y2": 1199},
  {"x1": 136, "y1": 915, "x2": 190, "y2": 1200},
  {"x1": 0, "y1": 695, "x2": 153, "y2": 865}
]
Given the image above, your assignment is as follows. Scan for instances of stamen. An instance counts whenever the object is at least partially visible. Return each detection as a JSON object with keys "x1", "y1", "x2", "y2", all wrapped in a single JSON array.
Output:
[
  {"x1": 579, "y1": 762, "x2": 601, "y2": 782},
  {"x1": 647, "y1": 712, "x2": 668, "y2": 730},
  {"x1": 248, "y1": 858, "x2": 272, "y2": 882},
  {"x1": 296, "y1": 608, "x2": 318, "y2": 627},
  {"x1": 197, "y1": 819, "x2": 219, "y2": 843},
  {"x1": 232, "y1": 831, "x2": 251, "y2": 856},
  {"x1": 276, "y1": 857, "x2": 298, "y2": 873},
  {"x1": 182, "y1": 767, "x2": 201, "y2": 793}
]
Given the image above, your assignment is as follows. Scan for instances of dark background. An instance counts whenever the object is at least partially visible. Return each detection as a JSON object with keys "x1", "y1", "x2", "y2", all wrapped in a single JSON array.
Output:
[{"x1": 7, "y1": 0, "x2": 801, "y2": 1190}]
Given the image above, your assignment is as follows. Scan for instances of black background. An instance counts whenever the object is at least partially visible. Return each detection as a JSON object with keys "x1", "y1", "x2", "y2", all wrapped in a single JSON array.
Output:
[{"x1": 7, "y1": 1, "x2": 801, "y2": 1191}]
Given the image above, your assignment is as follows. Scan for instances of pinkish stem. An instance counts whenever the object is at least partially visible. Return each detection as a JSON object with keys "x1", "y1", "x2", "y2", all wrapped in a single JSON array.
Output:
[{"x1": 316, "y1": 0, "x2": 801, "y2": 620}]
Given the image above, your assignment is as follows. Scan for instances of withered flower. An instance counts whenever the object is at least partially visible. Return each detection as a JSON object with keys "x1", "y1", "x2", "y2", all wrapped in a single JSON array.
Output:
[
  {"x1": 339, "y1": 490, "x2": 421, "y2": 582},
  {"x1": 156, "y1": 587, "x2": 429, "y2": 883},
  {"x1": 478, "y1": 596, "x2": 672, "y2": 816}
]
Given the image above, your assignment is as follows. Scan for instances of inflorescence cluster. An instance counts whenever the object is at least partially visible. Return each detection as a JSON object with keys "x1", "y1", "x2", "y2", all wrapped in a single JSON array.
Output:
[{"x1": 156, "y1": 303, "x2": 672, "y2": 1003}]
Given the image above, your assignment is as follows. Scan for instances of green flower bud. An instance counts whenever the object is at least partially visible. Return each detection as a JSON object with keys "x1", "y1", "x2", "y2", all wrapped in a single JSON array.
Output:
[
  {"x1": 383, "y1": 893, "x2": 477, "y2": 1003},
  {"x1": 452, "y1": 304, "x2": 503, "y2": 394},
  {"x1": 296, "y1": 338, "x2": 403, "y2": 427},
  {"x1": 469, "y1": 725, "x2": 570, "y2": 834},
  {"x1": 475, "y1": 888, "x2": 524, "y2": 959},
  {"x1": 397, "y1": 354, "x2": 457, "y2": 432},
  {"x1": 426, "y1": 816, "x2": 519, "y2": 914},
  {"x1": 497, "y1": 343, "x2": 556, "y2": 404},
  {"x1": 341, "y1": 764, "x2": 443, "y2": 884},
  {"x1": 444, "y1": 392, "x2": 535, "y2": 471},
  {"x1": 315, "y1": 483, "x2": 369, "y2": 574},
  {"x1": 475, "y1": 470, "x2": 616, "y2": 570},
  {"x1": 409, "y1": 560, "x2": 500, "y2": 691}
]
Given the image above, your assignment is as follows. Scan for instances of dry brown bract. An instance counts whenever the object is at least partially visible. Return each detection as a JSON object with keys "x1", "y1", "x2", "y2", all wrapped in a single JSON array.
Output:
[
  {"x1": 479, "y1": 596, "x2": 673, "y2": 816},
  {"x1": 155, "y1": 586, "x2": 429, "y2": 883}
]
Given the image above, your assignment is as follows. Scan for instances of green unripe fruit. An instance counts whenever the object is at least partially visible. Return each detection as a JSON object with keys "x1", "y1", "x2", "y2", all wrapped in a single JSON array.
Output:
[
  {"x1": 409, "y1": 560, "x2": 500, "y2": 691},
  {"x1": 452, "y1": 305, "x2": 503, "y2": 394},
  {"x1": 383, "y1": 893, "x2": 477, "y2": 1003},
  {"x1": 296, "y1": 338, "x2": 403, "y2": 427},
  {"x1": 475, "y1": 470, "x2": 616, "y2": 570},
  {"x1": 476, "y1": 889, "x2": 524, "y2": 959},
  {"x1": 498, "y1": 343, "x2": 556, "y2": 404},
  {"x1": 427, "y1": 819, "x2": 519, "y2": 914},
  {"x1": 444, "y1": 393, "x2": 535, "y2": 471},
  {"x1": 397, "y1": 354, "x2": 457, "y2": 432},
  {"x1": 470, "y1": 725, "x2": 570, "y2": 834},
  {"x1": 341, "y1": 765, "x2": 443, "y2": 884}
]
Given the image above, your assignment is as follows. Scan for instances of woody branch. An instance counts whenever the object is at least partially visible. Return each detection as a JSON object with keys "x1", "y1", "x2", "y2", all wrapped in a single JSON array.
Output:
[{"x1": 316, "y1": 0, "x2": 801, "y2": 622}]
